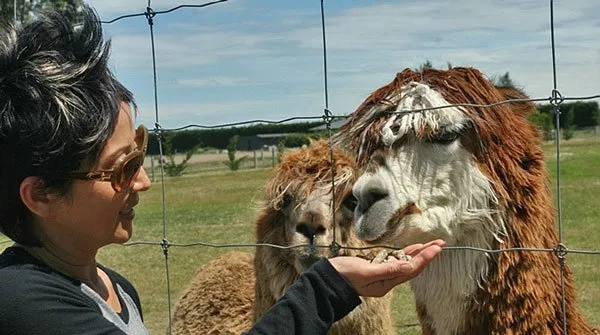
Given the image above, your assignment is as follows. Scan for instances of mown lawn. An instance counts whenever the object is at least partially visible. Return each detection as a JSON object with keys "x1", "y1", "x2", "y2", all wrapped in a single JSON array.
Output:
[{"x1": 2, "y1": 138, "x2": 599, "y2": 334}]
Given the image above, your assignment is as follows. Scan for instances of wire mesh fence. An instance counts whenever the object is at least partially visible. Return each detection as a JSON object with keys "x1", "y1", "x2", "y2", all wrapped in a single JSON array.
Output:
[
  {"x1": 3, "y1": 0, "x2": 597, "y2": 333},
  {"x1": 109, "y1": 0, "x2": 599, "y2": 333}
]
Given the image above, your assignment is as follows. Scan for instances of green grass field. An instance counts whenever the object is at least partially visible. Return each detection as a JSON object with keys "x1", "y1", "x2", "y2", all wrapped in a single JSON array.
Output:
[{"x1": 2, "y1": 137, "x2": 599, "y2": 334}]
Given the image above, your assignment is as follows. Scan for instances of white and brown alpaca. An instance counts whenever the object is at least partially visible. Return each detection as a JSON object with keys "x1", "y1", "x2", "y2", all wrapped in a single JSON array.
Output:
[
  {"x1": 254, "y1": 140, "x2": 394, "y2": 335},
  {"x1": 335, "y1": 67, "x2": 596, "y2": 334}
]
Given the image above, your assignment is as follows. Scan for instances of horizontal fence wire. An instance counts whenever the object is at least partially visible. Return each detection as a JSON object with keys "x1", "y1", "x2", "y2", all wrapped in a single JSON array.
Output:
[
  {"x1": 148, "y1": 94, "x2": 600, "y2": 132},
  {"x1": 31, "y1": 1, "x2": 594, "y2": 334},
  {"x1": 3, "y1": 237, "x2": 598, "y2": 255},
  {"x1": 120, "y1": 240, "x2": 600, "y2": 256}
]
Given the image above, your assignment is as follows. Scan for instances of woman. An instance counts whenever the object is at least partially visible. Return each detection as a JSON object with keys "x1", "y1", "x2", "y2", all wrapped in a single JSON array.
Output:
[
  {"x1": 0, "y1": 7, "x2": 443, "y2": 335},
  {"x1": 0, "y1": 7, "x2": 151, "y2": 335}
]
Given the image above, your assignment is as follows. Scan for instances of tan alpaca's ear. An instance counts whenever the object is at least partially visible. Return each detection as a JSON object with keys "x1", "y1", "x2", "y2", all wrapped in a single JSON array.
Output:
[{"x1": 19, "y1": 176, "x2": 53, "y2": 219}]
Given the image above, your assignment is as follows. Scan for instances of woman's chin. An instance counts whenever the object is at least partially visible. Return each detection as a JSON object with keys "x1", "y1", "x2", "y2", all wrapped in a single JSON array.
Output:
[{"x1": 114, "y1": 221, "x2": 133, "y2": 243}]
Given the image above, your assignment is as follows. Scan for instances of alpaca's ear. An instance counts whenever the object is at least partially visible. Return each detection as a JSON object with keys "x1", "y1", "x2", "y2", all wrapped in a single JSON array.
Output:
[
  {"x1": 19, "y1": 176, "x2": 54, "y2": 219},
  {"x1": 496, "y1": 86, "x2": 535, "y2": 116}
]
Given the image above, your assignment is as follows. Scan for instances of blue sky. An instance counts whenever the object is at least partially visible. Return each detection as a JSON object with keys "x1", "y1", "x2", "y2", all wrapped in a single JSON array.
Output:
[{"x1": 84, "y1": 0, "x2": 600, "y2": 129}]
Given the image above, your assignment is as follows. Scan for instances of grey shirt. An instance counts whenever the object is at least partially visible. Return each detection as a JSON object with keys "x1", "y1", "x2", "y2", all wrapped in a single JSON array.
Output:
[{"x1": 81, "y1": 282, "x2": 149, "y2": 334}]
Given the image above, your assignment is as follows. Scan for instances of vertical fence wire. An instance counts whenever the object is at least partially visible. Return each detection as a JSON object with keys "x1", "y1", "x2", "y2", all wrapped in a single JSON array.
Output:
[
  {"x1": 320, "y1": 0, "x2": 340, "y2": 257},
  {"x1": 144, "y1": 2, "x2": 173, "y2": 332},
  {"x1": 548, "y1": 0, "x2": 569, "y2": 332}
]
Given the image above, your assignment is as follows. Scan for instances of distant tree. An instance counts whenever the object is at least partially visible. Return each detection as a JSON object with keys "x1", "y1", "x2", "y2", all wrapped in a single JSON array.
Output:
[
  {"x1": 416, "y1": 59, "x2": 434, "y2": 71},
  {"x1": 415, "y1": 60, "x2": 455, "y2": 71},
  {"x1": 223, "y1": 135, "x2": 247, "y2": 171},
  {"x1": 492, "y1": 72, "x2": 517, "y2": 88},
  {"x1": 0, "y1": 0, "x2": 84, "y2": 26},
  {"x1": 283, "y1": 134, "x2": 310, "y2": 148},
  {"x1": 528, "y1": 110, "x2": 554, "y2": 141},
  {"x1": 276, "y1": 140, "x2": 285, "y2": 163},
  {"x1": 537, "y1": 101, "x2": 599, "y2": 128},
  {"x1": 562, "y1": 106, "x2": 575, "y2": 140},
  {"x1": 160, "y1": 132, "x2": 197, "y2": 177}
]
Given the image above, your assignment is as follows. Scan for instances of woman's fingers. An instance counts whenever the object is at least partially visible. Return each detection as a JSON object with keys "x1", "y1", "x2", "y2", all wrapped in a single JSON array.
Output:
[
  {"x1": 381, "y1": 243, "x2": 444, "y2": 288},
  {"x1": 329, "y1": 240, "x2": 446, "y2": 297},
  {"x1": 359, "y1": 243, "x2": 444, "y2": 296},
  {"x1": 368, "y1": 242, "x2": 444, "y2": 282},
  {"x1": 403, "y1": 239, "x2": 446, "y2": 257},
  {"x1": 407, "y1": 244, "x2": 443, "y2": 275},
  {"x1": 401, "y1": 243, "x2": 425, "y2": 256}
]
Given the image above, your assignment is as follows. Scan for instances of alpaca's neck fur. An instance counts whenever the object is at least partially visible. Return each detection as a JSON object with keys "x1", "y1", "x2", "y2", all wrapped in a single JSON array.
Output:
[
  {"x1": 410, "y1": 213, "x2": 503, "y2": 335},
  {"x1": 412, "y1": 207, "x2": 596, "y2": 335}
]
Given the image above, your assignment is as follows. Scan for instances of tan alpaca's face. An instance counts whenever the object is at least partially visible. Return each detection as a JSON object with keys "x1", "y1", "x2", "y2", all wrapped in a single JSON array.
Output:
[
  {"x1": 277, "y1": 185, "x2": 356, "y2": 273},
  {"x1": 350, "y1": 82, "x2": 504, "y2": 248},
  {"x1": 261, "y1": 140, "x2": 358, "y2": 275}
]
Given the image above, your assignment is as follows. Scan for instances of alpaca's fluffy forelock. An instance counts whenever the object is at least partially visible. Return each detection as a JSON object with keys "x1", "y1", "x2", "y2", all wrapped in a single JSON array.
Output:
[
  {"x1": 377, "y1": 82, "x2": 468, "y2": 145},
  {"x1": 264, "y1": 139, "x2": 355, "y2": 213}
]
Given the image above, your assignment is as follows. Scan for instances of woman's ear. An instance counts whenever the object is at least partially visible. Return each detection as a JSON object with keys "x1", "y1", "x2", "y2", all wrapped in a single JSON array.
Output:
[{"x1": 19, "y1": 176, "x2": 53, "y2": 218}]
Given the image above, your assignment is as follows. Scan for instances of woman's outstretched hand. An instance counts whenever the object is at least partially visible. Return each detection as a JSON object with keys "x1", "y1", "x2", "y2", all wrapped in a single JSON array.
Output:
[{"x1": 328, "y1": 239, "x2": 445, "y2": 297}]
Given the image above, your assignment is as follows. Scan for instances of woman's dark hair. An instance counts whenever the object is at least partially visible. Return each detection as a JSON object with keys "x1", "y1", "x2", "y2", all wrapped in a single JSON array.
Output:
[{"x1": 0, "y1": 6, "x2": 135, "y2": 246}]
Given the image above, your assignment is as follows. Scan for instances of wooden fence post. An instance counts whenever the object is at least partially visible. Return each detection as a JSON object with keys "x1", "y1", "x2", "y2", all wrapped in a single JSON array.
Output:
[
  {"x1": 271, "y1": 146, "x2": 275, "y2": 167},
  {"x1": 150, "y1": 155, "x2": 155, "y2": 182}
]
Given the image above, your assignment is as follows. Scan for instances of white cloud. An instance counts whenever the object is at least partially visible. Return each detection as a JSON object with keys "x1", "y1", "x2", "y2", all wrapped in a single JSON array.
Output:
[
  {"x1": 175, "y1": 76, "x2": 251, "y2": 87},
  {"x1": 92, "y1": 0, "x2": 599, "y2": 126},
  {"x1": 107, "y1": 30, "x2": 274, "y2": 69},
  {"x1": 135, "y1": 91, "x2": 326, "y2": 129}
]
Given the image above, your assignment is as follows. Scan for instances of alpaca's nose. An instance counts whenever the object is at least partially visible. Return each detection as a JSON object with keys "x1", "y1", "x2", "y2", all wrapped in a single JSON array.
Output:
[
  {"x1": 296, "y1": 210, "x2": 327, "y2": 243},
  {"x1": 353, "y1": 174, "x2": 389, "y2": 214}
]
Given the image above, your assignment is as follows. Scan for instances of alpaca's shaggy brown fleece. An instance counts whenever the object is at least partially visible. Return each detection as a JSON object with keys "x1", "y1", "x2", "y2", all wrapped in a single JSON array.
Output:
[{"x1": 336, "y1": 67, "x2": 597, "y2": 334}]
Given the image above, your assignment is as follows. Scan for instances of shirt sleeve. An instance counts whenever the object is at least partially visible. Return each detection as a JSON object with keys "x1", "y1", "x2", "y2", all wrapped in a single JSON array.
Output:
[
  {"x1": 243, "y1": 258, "x2": 362, "y2": 335},
  {"x1": 0, "y1": 269, "x2": 128, "y2": 335}
]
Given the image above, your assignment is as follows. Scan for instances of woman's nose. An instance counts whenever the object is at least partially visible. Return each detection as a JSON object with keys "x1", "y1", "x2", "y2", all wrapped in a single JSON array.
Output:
[{"x1": 133, "y1": 167, "x2": 151, "y2": 192}]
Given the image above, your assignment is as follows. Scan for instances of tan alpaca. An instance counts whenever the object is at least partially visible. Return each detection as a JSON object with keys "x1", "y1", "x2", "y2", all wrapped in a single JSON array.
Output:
[
  {"x1": 171, "y1": 251, "x2": 255, "y2": 335},
  {"x1": 171, "y1": 140, "x2": 394, "y2": 335},
  {"x1": 335, "y1": 67, "x2": 597, "y2": 335},
  {"x1": 253, "y1": 140, "x2": 394, "y2": 335}
]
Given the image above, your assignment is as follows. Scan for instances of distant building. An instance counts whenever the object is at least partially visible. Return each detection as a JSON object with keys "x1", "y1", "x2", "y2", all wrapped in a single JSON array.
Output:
[{"x1": 237, "y1": 133, "x2": 289, "y2": 151}]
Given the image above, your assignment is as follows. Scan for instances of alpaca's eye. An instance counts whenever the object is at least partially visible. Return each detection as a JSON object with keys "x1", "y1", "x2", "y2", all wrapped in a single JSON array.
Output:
[
  {"x1": 342, "y1": 194, "x2": 358, "y2": 211},
  {"x1": 280, "y1": 194, "x2": 293, "y2": 209},
  {"x1": 426, "y1": 128, "x2": 460, "y2": 145}
]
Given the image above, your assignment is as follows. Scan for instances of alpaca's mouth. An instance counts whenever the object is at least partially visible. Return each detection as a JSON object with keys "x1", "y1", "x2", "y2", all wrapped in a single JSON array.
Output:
[{"x1": 355, "y1": 211, "x2": 391, "y2": 243}]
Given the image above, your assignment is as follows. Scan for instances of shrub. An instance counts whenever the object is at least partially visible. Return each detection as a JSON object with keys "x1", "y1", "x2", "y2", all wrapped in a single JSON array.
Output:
[
  {"x1": 160, "y1": 131, "x2": 197, "y2": 177},
  {"x1": 528, "y1": 110, "x2": 554, "y2": 141},
  {"x1": 224, "y1": 135, "x2": 248, "y2": 171},
  {"x1": 283, "y1": 134, "x2": 310, "y2": 148}
]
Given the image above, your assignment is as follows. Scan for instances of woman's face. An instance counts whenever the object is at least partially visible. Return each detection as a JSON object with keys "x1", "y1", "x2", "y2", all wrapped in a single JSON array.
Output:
[{"x1": 48, "y1": 102, "x2": 151, "y2": 250}]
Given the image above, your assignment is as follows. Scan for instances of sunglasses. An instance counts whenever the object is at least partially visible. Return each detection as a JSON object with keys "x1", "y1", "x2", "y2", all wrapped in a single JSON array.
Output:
[{"x1": 67, "y1": 125, "x2": 148, "y2": 193}]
